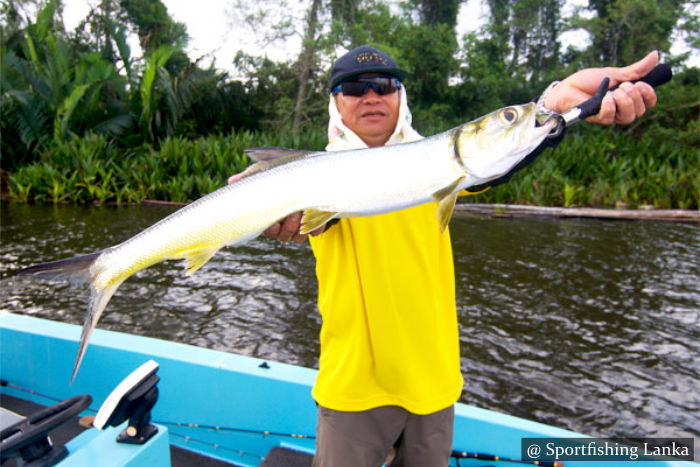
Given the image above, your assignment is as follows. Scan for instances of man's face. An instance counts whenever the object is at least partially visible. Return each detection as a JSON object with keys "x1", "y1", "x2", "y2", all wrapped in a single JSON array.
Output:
[{"x1": 334, "y1": 74, "x2": 401, "y2": 148}]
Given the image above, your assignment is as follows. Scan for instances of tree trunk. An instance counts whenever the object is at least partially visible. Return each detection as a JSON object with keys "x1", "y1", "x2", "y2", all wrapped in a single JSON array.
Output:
[{"x1": 292, "y1": 0, "x2": 322, "y2": 132}]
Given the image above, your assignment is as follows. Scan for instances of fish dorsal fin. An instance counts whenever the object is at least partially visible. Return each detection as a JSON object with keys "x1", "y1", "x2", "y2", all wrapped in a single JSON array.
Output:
[
  {"x1": 432, "y1": 176, "x2": 465, "y2": 232},
  {"x1": 244, "y1": 147, "x2": 315, "y2": 162},
  {"x1": 240, "y1": 161, "x2": 271, "y2": 177},
  {"x1": 241, "y1": 147, "x2": 320, "y2": 177},
  {"x1": 300, "y1": 209, "x2": 339, "y2": 235}
]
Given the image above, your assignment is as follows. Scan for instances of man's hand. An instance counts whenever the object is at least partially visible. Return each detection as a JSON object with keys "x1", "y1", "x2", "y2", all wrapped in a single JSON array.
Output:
[
  {"x1": 543, "y1": 51, "x2": 659, "y2": 125},
  {"x1": 227, "y1": 172, "x2": 326, "y2": 242}
]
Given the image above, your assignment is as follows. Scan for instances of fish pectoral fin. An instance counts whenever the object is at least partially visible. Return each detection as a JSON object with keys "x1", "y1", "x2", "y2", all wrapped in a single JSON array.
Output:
[
  {"x1": 436, "y1": 193, "x2": 458, "y2": 233},
  {"x1": 175, "y1": 246, "x2": 220, "y2": 275},
  {"x1": 300, "y1": 209, "x2": 339, "y2": 235},
  {"x1": 432, "y1": 177, "x2": 465, "y2": 233},
  {"x1": 431, "y1": 176, "x2": 466, "y2": 203}
]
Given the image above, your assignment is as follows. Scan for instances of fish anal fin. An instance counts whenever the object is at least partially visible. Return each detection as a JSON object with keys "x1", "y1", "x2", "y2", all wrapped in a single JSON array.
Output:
[
  {"x1": 171, "y1": 246, "x2": 220, "y2": 275},
  {"x1": 183, "y1": 247, "x2": 220, "y2": 275},
  {"x1": 300, "y1": 209, "x2": 338, "y2": 235},
  {"x1": 432, "y1": 176, "x2": 465, "y2": 233}
]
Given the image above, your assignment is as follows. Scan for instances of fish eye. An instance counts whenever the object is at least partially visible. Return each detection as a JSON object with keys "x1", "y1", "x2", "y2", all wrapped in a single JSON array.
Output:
[{"x1": 498, "y1": 108, "x2": 518, "y2": 124}]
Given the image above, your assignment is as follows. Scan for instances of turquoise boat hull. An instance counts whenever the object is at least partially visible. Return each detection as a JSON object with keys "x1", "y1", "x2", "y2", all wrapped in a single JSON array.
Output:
[{"x1": 1, "y1": 312, "x2": 695, "y2": 466}]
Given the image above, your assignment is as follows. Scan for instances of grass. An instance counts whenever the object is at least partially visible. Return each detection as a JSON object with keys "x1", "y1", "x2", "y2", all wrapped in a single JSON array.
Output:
[
  {"x1": 461, "y1": 126, "x2": 699, "y2": 210},
  {"x1": 5, "y1": 126, "x2": 698, "y2": 210},
  {"x1": 6, "y1": 129, "x2": 327, "y2": 205}
]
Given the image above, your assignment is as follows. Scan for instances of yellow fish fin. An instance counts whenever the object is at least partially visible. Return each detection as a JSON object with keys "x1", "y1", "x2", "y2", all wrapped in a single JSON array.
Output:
[
  {"x1": 432, "y1": 176, "x2": 465, "y2": 203},
  {"x1": 432, "y1": 177, "x2": 465, "y2": 233},
  {"x1": 175, "y1": 246, "x2": 220, "y2": 275},
  {"x1": 459, "y1": 186, "x2": 490, "y2": 196},
  {"x1": 436, "y1": 193, "x2": 458, "y2": 233},
  {"x1": 300, "y1": 209, "x2": 338, "y2": 234}
]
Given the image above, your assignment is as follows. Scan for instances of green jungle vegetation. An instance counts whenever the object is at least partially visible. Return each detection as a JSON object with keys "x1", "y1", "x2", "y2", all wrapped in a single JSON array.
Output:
[{"x1": 2, "y1": 0, "x2": 698, "y2": 209}]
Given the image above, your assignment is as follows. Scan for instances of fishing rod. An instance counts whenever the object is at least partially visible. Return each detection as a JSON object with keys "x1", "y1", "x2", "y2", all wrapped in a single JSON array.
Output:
[
  {"x1": 5, "y1": 379, "x2": 571, "y2": 466},
  {"x1": 468, "y1": 63, "x2": 672, "y2": 194},
  {"x1": 451, "y1": 449, "x2": 564, "y2": 467},
  {"x1": 155, "y1": 420, "x2": 315, "y2": 440},
  {"x1": 558, "y1": 63, "x2": 673, "y2": 129},
  {"x1": 160, "y1": 421, "x2": 567, "y2": 466}
]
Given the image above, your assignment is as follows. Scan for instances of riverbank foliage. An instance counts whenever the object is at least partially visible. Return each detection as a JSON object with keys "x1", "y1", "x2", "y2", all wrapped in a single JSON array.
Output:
[
  {"x1": 7, "y1": 130, "x2": 328, "y2": 204},
  {"x1": 7, "y1": 123, "x2": 697, "y2": 209},
  {"x1": 2, "y1": 0, "x2": 698, "y2": 209}
]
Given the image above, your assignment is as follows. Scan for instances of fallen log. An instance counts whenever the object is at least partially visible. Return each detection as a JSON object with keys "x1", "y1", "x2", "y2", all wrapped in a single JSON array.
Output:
[{"x1": 454, "y1": 203, "x2": 699, "y2": 222}]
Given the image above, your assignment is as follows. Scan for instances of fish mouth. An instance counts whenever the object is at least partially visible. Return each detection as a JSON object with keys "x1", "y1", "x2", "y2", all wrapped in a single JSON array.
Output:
[{"x1": 535, "y1": 111, "x2": 565, "y2": 138}]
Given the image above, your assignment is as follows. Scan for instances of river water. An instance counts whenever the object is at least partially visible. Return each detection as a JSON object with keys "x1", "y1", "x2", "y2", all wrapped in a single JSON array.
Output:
[{"x1": 1, "y1": 201, "x2": 698, "y2": 442}]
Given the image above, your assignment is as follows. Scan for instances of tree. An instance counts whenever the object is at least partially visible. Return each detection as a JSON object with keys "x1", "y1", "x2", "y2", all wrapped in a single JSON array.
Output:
[
  {"x1": 118, "y1": 0, "x2": 189, "y2": 73},
  {"x1": 1, "y1": 0, "x2": 132, "y2": 169},
  {"x1": 573, "y1": 0, "x2": 685, "y2": 66},
  {"x1": 292, "y1": 0, "x2": 323, "y2": 131},
  {"x1": 408, "y1": 0, "x2": 461, "y2": 29},
  {"x1": 176, "y1": 69, "x2": 262, "y2": 136},
  {"x1": 330, "y1": 0, "x2": 358, "y2": 24},
  {"x1": 481, "y1": 0, "x2": 564, "y2": 81},
  {"x1": 445, "y1": 0, "x2": 566, "y2": 128},
  {"x1": 233, "y1": 51, "x2": 305, "y2": 129}
]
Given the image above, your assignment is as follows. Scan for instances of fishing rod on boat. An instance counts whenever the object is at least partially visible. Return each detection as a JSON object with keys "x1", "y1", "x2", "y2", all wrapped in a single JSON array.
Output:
[
  {"x1": 451, "y1": 449, "x2": 564, "y2": 467},
  {"x1": 157, "y1": 419, "x2": 572, "y2": 467},
  {"x1": 154, "y1": 420, "x2": 315, "y2": 440},
  {"x1": 3, "y1": 380, "x2": 586, "y2": 467}
]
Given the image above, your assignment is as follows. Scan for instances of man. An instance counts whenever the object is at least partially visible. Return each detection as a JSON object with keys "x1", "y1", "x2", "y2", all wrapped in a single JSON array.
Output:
[{"x1": 231, "y1": 45, "x2": 659, "y2": 466}]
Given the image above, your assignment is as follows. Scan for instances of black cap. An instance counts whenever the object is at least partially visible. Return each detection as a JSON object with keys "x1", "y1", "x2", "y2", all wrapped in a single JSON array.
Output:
[{"x1": 329, "y1": 45, "x2": 408, "y2": 90}]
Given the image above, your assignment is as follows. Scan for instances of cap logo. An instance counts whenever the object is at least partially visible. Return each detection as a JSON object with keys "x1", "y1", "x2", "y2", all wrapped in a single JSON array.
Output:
[{"x1": 355, "y1": 51, "x2": 388, "y2": 66}]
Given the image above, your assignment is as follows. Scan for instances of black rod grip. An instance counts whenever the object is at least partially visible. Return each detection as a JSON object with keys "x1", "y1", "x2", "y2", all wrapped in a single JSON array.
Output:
[
  {"x1": 578, "y1": 77, "x2": 610, "y2": 120},
  {"x1": 611, "y1": 63, "x2": 672, "y2": 90},
  {"x1": 571, "y1": 64, "x2": 672, "y2": 123}
]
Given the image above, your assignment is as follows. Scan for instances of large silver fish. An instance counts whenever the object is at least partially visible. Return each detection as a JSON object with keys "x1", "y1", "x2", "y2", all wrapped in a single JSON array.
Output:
[{"x1": 18, "y1": 101, "x2": 562, "y2": 382}]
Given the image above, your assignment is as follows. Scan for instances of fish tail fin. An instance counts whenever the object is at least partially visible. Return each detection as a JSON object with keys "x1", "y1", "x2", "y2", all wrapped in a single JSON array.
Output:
[
  {"x1": 17, "y1": 251, "x2": 123, "y2": 384},
  {"x1": 17, "y1": 252, "x2": 102, "y2": 284},
  {"x1": 71, "y1": 280, "x2": 122, "y2": 384}
]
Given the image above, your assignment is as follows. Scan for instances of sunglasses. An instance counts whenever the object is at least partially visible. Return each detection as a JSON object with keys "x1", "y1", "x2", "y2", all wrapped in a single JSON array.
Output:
[{"x1": 332, "y1": 76, "x2": 402, "y2": 97}]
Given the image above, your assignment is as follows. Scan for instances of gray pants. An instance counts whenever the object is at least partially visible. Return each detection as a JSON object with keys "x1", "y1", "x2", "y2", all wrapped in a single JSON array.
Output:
[{"x1": 312, "y1": 405, "x2": 454, "y2": 467}]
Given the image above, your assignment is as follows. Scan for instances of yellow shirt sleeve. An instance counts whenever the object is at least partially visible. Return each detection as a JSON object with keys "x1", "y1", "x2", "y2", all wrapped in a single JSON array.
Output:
[{"x1": 309, "y1": 202, "x2": 464, "y2": 414}]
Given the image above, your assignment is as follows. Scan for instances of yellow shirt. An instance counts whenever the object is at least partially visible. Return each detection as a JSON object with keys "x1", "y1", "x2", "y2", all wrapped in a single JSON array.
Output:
[{"x1": 308, "y1": 202, "x2": 464, "y2": 415}]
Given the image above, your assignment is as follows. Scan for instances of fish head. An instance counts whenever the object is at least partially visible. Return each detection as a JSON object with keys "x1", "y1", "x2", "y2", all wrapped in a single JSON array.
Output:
[{"x1": 452, "y1": 102, "x2": 563, "y2": 184}]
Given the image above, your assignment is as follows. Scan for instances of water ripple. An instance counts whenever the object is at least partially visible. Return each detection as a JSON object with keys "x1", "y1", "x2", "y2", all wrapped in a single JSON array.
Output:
[{"x1": 1, "y1": 203, "x2": 697, "y2": 441}]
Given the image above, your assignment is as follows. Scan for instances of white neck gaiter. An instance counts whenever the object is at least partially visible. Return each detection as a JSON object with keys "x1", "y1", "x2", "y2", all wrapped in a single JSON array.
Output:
[{"x1": 326, "y1": 87, "x2": 423, "y2": 151}]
